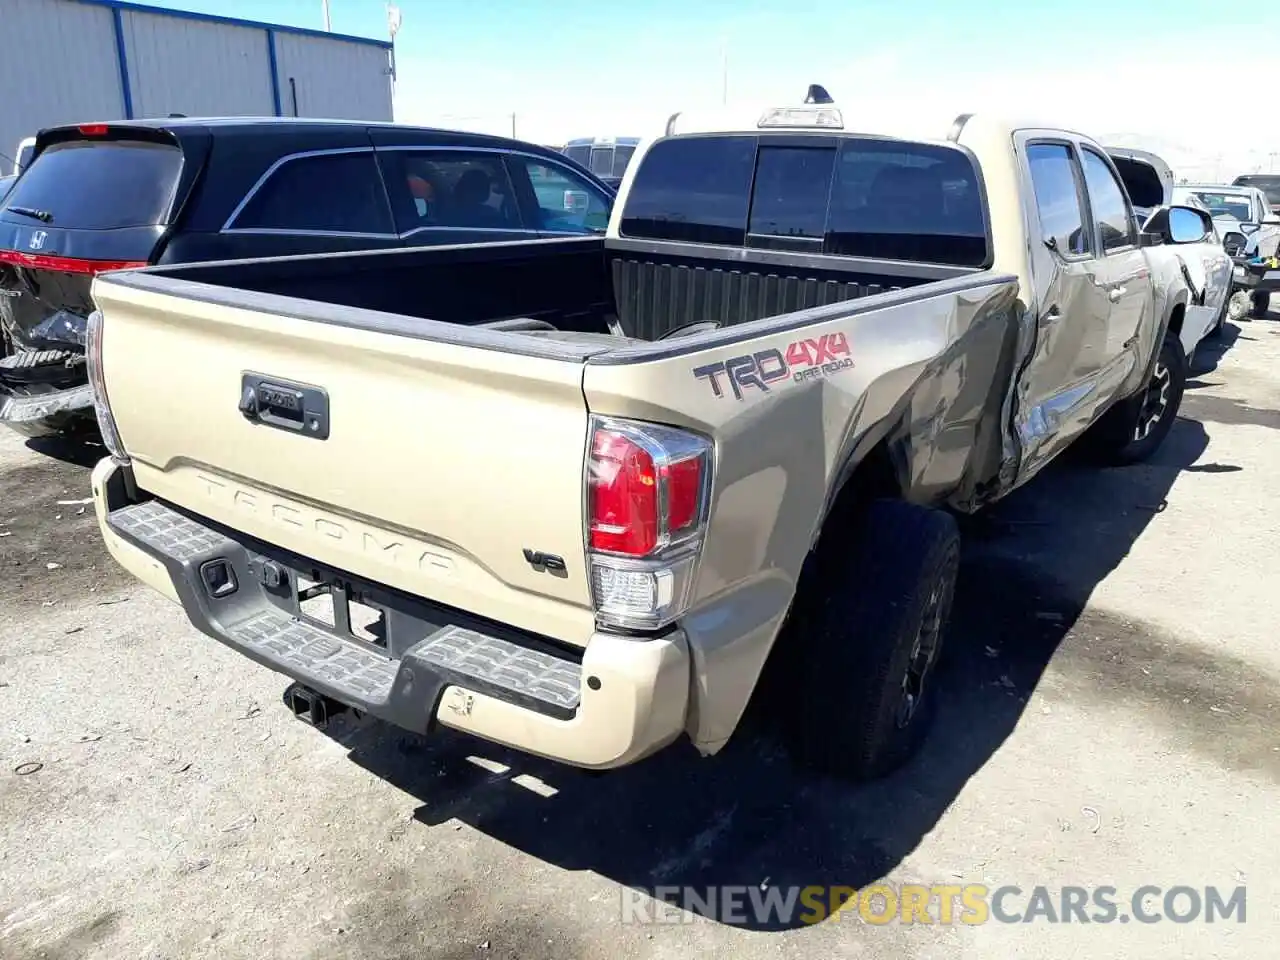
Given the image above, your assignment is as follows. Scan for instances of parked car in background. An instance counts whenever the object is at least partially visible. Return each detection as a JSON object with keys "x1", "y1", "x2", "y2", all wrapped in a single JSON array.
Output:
[
  {"x1": 87, "y1": 101, "x2": 1216, "y2": 782},
  {"x1": 1231, "y1": 174, "x2": 1280, "y2": 214},
  {"x1": 561, "y1": 136, "x2": 640, "y2": 190},
  {"x1": 1107, "y1": 147, "x2": 1232, "y2": 350},
  {"x1": 1177, "y1": 184, "x2": 1269, "y2": 227},
  {"x1": 1173, "y1": 183, "x2": 1280, "y2": 319},
  {"x1": 0, "y1": 118, "x2": 615, "y2": 438}
]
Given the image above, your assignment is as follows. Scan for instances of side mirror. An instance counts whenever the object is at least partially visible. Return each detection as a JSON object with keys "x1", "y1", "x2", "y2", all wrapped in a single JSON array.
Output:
[
  {"x1": 1223, "y1": 232, "x2": 1248, "y2": 257},
  {"x1": 1142, "y1": 204, "x2": 1210, "y2": 245}
]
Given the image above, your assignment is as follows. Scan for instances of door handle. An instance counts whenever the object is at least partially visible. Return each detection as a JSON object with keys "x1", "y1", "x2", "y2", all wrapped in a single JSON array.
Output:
[{"x1": 1108, "y1": 286, "x2": 1125, "y2": 302}]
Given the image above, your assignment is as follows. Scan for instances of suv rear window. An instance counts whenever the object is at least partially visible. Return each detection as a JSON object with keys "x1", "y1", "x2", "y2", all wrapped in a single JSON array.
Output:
[
  {"x1": 0, "y1": 138, "x2": 182, "y2": 230},
  {"x1": 620, "y1": 135, "x2": 989, "y2": 267}
]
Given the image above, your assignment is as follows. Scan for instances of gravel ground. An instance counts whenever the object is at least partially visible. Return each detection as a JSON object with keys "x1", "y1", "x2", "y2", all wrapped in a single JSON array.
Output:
[{"x1": 2, "y1": 318, "x2": 1279, "y2": 959}]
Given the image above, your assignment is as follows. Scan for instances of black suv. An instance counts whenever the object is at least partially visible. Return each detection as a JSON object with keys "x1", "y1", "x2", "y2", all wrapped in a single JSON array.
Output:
[{"x1": 0, "y1": 118, "x2": 615, "y2": 436}]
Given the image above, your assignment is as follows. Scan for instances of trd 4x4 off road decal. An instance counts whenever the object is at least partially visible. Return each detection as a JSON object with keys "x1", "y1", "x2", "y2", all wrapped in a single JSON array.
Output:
[{"x1": 693, "y1": 332, "x2": 853, "y2": 400}]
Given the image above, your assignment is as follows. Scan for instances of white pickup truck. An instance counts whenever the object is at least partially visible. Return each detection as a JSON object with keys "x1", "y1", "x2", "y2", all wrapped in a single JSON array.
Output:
[{"x1": 1106, "y1": 145, "x2": 1233, "y2": 350}]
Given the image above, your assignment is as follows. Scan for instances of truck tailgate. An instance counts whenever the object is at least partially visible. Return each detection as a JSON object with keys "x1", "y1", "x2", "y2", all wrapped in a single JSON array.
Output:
[{"x1": 92, "y1": 277, "x2": 597, "y2": 645}]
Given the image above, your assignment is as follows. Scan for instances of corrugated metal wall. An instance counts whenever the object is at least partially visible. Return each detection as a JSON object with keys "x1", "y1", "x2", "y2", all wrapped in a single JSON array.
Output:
[
  {"x1": 272, "y1": 32, "x2": 393, "y2": 121},
  {"x1": 0, "y1": 0, "x2": 125, "y2": 169},
  {"x1": 119, "y1": 8, "x2": 276, "y2": 118},
  {"x1": 0, "y1": 0, "x2": 394, "y2": 171}
]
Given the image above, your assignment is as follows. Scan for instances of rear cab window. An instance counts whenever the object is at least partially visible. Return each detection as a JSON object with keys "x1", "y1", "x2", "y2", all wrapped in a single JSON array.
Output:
[
  {"x1": 0, "y1": 138, "x2": 182, "y2": 230},
  {"x1": 619, "y1": 134, "x2": 990, "y2": 267}
]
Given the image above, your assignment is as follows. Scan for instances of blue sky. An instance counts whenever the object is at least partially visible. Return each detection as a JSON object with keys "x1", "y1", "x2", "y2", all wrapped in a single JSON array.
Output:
[{"x1": 146, "y1": 0, "x2": 1273, "y2": 175}]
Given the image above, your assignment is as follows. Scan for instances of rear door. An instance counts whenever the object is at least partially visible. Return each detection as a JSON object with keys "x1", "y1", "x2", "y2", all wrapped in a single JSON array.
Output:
[
  {"x1": 1017, "y1": 138, "x2": 1113, "y2": 472},
  {"x1": 0, "y1": 126, "x2": 199, "y2": 355}
]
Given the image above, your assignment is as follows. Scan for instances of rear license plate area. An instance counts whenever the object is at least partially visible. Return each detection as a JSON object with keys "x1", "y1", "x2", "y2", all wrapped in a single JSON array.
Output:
[{"x1": 295, "y1": 574, "x2": 387, "y2": 649}]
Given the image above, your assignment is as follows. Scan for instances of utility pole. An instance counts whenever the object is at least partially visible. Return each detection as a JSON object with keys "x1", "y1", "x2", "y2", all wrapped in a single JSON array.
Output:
[
  {"x1": 511, "y1": 113, "x2": 517, "y2": 138},
  {"x1": 322, "y1": 0, "x2": 331, "y2": 31},
  {"x1": 386, "y1": 4, "x2": 402, "y2": 97}
]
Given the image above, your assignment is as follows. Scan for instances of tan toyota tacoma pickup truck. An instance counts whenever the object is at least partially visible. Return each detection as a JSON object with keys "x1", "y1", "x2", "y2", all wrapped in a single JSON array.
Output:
[{"x1": 84, "y1": 104, "x2": 1216, "y2": 781}]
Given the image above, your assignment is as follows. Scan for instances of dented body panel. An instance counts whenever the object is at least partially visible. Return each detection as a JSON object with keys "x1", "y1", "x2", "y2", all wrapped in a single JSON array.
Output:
[{"x1": 582, "y1": 273, "x2": 1021, "y2": 747}]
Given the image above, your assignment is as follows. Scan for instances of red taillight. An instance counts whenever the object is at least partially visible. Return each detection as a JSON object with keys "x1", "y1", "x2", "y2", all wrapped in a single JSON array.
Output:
[
  {"x1": 590, "y1": 430, "x2": 659, "y2": 555},
  {"x1": 0, "y1": 250, "x2": 146, "y2": 275},
  {"x1": 586, "y1": 418, "x2": 713, "y2": 630},
  {"x1": 78, "y1": 123, "x2": 109, "y2": 136},
  {"x1": 665, "y1": 458, "x2": 702, "y2": 534},
  {"x1": 588, "y1": 420, "x2": 709, "y2": 558}
]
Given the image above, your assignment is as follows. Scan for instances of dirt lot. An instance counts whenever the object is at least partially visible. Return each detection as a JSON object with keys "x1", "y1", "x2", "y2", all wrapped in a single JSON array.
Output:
[{"x1": 2, "y1": 320, "x2": 1279, "y2": 959}]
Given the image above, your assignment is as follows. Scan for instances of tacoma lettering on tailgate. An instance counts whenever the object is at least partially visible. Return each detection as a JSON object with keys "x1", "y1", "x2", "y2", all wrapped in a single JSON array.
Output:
[{"x1": 693, "y1": 332, "x2": 853, "y2": 400}]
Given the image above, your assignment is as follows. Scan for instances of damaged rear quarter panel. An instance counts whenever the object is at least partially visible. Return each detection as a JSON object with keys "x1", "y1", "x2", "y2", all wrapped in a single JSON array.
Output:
[{"x1": 581, "y1": 275, "x2": 1022, "y2": 750}]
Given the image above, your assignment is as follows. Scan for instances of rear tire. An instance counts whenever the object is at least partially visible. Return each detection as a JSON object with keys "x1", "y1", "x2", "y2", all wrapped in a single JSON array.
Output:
[
  {"x1": 1086, "y1": 332, "x2": 1187, "y2": 466},
  {"x1": 780, "y1": 499, "x2": 960, "y2": 781}
]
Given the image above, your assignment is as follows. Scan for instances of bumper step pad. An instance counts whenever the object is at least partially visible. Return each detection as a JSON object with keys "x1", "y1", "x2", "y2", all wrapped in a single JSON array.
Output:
[{"x1": 107, "y1": 500, "x2": 582, "y2": 723}]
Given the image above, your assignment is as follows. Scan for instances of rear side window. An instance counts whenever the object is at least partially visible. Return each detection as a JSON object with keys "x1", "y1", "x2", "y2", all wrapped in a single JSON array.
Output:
[
  {"x1": 378, "y1": 151, "x2": 522, "y2": 233},
  {"x1": 621, "y1": 135, "x2": 988, "y2": 266},
  {"x1": 1026, "y1": 143, "x2": 1089, "y2": 257},
  {"x1": 620, "y1": 136, "x2": 756, "y2": 245},
  {"x1": 0, "y1": 139, "x2": 181, "y2": 230},
  {"x1": 231, "y1": 152, "x2": 393, "y2": 234}
]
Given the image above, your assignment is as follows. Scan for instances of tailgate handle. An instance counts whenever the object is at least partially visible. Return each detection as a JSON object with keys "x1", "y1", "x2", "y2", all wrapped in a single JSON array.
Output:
[{"x1": 239, "y1": 372, "x2": 330, "y2": 440}]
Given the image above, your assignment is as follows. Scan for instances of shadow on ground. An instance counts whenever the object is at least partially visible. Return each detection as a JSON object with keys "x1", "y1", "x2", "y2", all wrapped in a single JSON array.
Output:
[
  {"x1": 1189, "y1": 320, "x2": 1242, "y2": 377},
  {"x1": 310, "y1": 418, "x2": 1214, "y2": 931},
  {"x1": 24, "y1": 432, "x2": 106, "y2": 470}
]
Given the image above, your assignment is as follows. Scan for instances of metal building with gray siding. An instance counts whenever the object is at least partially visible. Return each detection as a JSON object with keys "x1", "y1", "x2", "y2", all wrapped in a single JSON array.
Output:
[{"x1": 0, "y1": 0, "x2": 394, "y2": 169}]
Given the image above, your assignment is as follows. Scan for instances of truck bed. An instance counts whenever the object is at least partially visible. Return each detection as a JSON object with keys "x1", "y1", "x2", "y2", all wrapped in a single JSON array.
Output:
[{"x1": 132, "y1": 236, "x2": 962, "y2": 345}]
